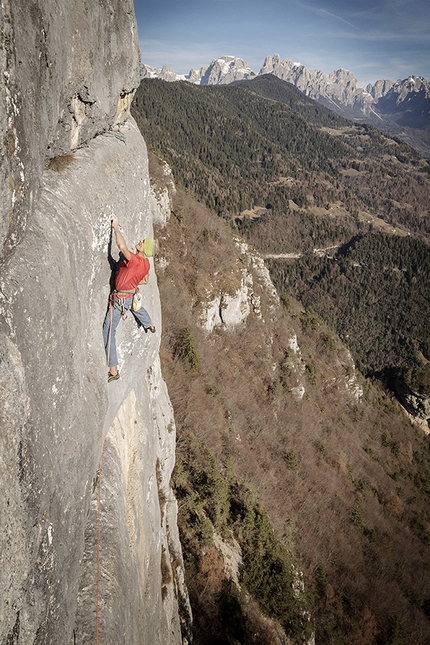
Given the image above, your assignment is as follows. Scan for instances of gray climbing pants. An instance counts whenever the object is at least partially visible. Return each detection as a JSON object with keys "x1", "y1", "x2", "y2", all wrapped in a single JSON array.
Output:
[{"x1": 103, "y1": 297, "x2": 152, "y2": 368}]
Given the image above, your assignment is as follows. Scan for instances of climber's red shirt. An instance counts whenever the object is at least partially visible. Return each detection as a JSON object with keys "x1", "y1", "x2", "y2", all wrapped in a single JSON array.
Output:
[{"x1": 115, "y1": 253, "x2": 150, "y2": 293}]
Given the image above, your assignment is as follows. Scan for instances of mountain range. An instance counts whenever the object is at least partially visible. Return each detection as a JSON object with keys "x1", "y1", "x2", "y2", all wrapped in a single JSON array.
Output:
[{"x1": 142, "y1": 54, "x2": 430, "y2": 157}]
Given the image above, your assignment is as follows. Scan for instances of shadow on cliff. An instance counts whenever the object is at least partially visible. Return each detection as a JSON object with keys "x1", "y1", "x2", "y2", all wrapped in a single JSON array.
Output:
[{"x1": 107, "y1": 226, "x2": 120, "y2": 295}]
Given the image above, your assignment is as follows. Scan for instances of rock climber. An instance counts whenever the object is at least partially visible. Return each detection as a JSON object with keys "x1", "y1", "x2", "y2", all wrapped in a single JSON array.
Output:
[{"x1": 103, "y1": 218, "x2": 155, "y2": 383}]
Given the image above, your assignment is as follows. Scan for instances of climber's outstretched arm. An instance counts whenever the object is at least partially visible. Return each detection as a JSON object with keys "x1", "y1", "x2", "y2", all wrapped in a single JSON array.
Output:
[{"x1": 111, "y1": 219, "x2": 131, "y2": 260}]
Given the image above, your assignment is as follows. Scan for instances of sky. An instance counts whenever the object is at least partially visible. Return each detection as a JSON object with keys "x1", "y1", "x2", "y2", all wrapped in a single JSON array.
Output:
[{"x1": 133, "y1": 0, "x2": 430, "y2": 88}]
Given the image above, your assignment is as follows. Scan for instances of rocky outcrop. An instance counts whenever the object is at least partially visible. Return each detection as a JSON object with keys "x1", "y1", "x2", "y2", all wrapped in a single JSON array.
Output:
[
  {"x1": 393, "y1": 380, "x2": 430, "y2": 432},
  {"x1": 1, "y1": 2, "x2": 188, "y2": 643},
  {"x1": 199, "y1": 239, "x2": 279, "y2": 333},
  {"x1": 200, "y1": 271, "x2": 252, "y2": 333},
  {"x1": 286, "y1": 334, "x2": 306, "y2": 400}
]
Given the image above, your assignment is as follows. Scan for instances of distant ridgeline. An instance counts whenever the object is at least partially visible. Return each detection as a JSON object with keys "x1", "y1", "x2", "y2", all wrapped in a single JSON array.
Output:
[
  {"x1": 142, "y1": 55, "x2": 430, "y2": 157},
  {"x1": 132, "y1": 76, "x2": 430, "y2": 396}
]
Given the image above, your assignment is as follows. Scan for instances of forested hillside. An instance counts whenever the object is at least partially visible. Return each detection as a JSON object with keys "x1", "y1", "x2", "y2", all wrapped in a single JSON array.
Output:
[
  {"x1": 132, "y1": 76, "x2": 430, "y2": 396},
  {"x1": 133, "y1": 76, "x2": 429, "y2": 236},
  {"x1": 132, "y1": 78, "x2": 430, "y2": 643},
  {"x1": 147, "y1": 154, "x2": 430, "y2": 645},
  {"x1": 268, "y1": 233, "x2": 430, "y2": 380},
  {"x1": 233, "y1": 74, "x2": 352, "y2": 129}
]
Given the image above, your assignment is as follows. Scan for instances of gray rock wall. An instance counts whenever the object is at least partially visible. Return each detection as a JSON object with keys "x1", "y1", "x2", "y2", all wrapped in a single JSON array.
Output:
[
  {"x1": 0, "y1": 2, "x2": 188, "y2": 643},
  {"x1": 0, "y1": 0, "x2": 140, "y2": 262}
]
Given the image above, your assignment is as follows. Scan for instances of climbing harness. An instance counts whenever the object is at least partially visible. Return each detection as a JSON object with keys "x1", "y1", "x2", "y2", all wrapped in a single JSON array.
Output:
[
  {"x1": 110, "y1": 289, "x2": 136, "y2": 320},
  {"x1": 113, "y1": 288, "x2": 136, "y2": 298}
]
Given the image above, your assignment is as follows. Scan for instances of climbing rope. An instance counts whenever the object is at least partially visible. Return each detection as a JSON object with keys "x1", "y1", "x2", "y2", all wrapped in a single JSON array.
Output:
[
  {"x1": 96, "y1": 301, "x2": 112, "y2": 643},
  {"x1": 95, "y1": 453, "x2": 103, "y2": 644}
]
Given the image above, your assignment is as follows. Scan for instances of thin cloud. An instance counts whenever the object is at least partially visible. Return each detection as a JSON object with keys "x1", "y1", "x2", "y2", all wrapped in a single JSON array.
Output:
[
  {"x1": 355, "y1": 0, "x2": 423, "y2": 15},
  {"x1": 351, "y1": 0, "x2": 430, "y2": 32},
  {"x1": 327, "y1": 27, "x2": 430, "y2": 44},
  {"x1": 315, "y1": 8, "x2": 359, "y2": 29},
  {"x1": 294, "y1": 0, "x2": 359, "y2": 29}
]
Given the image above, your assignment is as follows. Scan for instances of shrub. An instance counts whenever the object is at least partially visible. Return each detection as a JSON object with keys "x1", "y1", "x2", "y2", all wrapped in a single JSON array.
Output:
[
  {"x1": 284, "y1": 450, "x2": 299, "y2": 470},
  {"x1": 174, "y1": 327, "x2": 199, "y2": 372},
  {"x1": 351, "y1": 501, "x2": 364, "y2": 531},
  {"x1": 387, "y1": 614, "x2": 407, "y2": 645}
]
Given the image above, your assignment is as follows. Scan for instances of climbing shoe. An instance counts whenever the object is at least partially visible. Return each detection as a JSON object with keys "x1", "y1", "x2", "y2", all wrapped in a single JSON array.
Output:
[{"x1": 108, "y1": 371, "x2": 120, "y2": 383}]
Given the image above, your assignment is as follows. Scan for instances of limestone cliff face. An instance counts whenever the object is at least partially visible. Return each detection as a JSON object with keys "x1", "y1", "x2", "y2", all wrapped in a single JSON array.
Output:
[
  {"x1": 1, "y1": 0, "x2": 140, "y2": 263},
  {"x1": 0, "y1": 2, "x2": 188, "y2": 644}
]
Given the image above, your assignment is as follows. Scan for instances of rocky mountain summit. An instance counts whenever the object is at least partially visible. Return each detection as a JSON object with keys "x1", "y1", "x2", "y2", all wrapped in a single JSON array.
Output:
[
  {"x1": 372, "y1": 75, "x2": 430, "y2": 128},
  {"x1": 142, "y1": 53, "x2": 430, "y2": 155},
  {"x1": 259, "y1": 53, "x2": 376, "y2": 119},
  {"x1": 142, "y1": 55, "x2": 256, "y2": 86}
]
